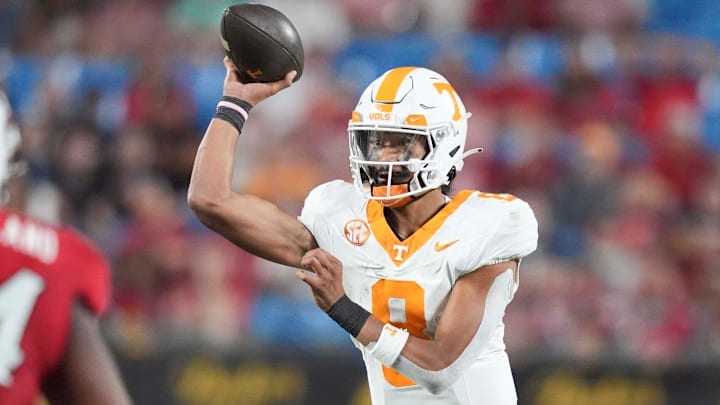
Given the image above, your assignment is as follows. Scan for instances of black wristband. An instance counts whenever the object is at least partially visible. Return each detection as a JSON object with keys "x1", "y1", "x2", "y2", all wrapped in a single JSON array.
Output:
[
  {"x1": 220, "y1": 96, "x2": 253, "y2": 113},
  {"x1": 326, "y1": 295, "x2": 371, "y2": 338},
  {"x1": 213, "y1": 97, "x2": 253, "y2": 134},
  {"x1": 213, "y1": 110, "x2": 244, "y2": 133}
]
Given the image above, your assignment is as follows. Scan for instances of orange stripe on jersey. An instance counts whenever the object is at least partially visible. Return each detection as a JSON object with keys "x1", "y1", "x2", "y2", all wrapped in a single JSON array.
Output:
[
  {"x1": 374, "y1": 67, "x2": 416, "y2": 113},
  {"x1": 366, "y1": 190, "x2": 475, "y2": 265}
]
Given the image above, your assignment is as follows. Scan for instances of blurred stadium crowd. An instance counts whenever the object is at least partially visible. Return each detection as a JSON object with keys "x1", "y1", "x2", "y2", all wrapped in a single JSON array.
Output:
[{"x1": 1, "y1": 0, "x2": 719, "y2": 368}]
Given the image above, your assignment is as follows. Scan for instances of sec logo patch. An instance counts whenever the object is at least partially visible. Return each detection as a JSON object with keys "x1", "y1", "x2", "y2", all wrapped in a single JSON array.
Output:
[{"x1": 344, "y1": 219, "x2": 370, "y2": 246}]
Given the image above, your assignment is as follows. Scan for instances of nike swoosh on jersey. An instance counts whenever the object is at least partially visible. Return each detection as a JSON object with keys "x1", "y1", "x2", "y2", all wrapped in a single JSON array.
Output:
[{"x1": 434, "y1": 239, "x2": 459, "y2": 252}]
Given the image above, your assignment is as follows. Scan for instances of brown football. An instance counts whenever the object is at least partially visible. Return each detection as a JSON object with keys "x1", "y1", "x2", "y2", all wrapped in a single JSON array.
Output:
[{"x1": 220, "y1": 3, "x2": 304, "y2": 84}]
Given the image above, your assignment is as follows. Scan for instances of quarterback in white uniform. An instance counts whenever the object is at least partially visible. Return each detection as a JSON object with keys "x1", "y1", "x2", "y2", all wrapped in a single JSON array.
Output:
[{"x1": 189, "y1": 60, "x2": 538, "y2": 404}]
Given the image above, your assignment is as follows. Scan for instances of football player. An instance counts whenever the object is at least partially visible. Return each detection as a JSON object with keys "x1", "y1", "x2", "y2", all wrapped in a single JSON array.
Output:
[
  {"x1": 0, "y1": 91, "x2": 132, "y2": 405},
  {"x1": 188, "y1": 58, "x2": 538, "y2": 404}
]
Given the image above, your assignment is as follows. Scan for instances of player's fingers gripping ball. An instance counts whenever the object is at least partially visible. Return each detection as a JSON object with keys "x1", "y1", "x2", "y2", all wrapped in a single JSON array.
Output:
[{"x1": 220, "y1": 3, "x2": 304, "y2": 84}]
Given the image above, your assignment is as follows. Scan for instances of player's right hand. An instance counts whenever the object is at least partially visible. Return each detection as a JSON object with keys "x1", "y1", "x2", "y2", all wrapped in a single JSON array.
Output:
[
  {"x1": 222, "y1": 57, "x2": 296, "y2": 106},
  {"x1": 296, "y1": 248, "x2": 345, "y2": 312}
]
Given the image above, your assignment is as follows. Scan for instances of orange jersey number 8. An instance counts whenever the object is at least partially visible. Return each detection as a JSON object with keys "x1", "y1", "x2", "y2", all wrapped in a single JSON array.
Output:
[{"x1": 371, "y1": 279, "x2": 428, "y2": 387}]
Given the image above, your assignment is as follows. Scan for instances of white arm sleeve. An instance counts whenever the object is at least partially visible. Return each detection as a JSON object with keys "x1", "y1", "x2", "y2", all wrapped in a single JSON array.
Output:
[{"x1": 391, "y1": 268, "x2": 516, "y2": 395}]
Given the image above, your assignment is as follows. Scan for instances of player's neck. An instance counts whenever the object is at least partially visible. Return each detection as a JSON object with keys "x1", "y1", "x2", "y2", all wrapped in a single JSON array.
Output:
[{"x1": 384, "y1": 189, "x2": 446, "y2": 240}]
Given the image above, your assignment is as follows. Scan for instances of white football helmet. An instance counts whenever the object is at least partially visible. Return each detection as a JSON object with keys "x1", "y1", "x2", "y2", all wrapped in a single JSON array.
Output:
[
  {"x1": 0, "y1": 90, "x2": 21, "y2": 196},
  {"x1": 348, "y1": 67, "x2": 481, "y2": 207}
]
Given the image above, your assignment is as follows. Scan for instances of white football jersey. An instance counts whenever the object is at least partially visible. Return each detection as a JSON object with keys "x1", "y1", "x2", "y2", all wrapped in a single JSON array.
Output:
[{"x1": 299, "y1": 180, "x2": 538, "y2": 405}]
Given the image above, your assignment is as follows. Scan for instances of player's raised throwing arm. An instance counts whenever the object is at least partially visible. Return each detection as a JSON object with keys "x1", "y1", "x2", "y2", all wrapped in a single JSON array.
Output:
[{"x1": 187, "y1": 57, "x2": 317, "y2": 268}]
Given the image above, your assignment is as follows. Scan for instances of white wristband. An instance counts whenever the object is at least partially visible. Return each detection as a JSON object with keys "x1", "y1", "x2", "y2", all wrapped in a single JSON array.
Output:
[{"x1": 368, "y1": 324, "x2": 410, "y2": 366}]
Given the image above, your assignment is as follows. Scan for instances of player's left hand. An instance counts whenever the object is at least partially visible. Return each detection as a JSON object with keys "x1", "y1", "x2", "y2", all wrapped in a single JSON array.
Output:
[{"x1": 296, "y1": 248, "x2": 345, "y2": 312}]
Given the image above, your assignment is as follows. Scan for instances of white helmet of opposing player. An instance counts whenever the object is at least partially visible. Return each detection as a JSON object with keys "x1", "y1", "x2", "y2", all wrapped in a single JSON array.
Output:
[{"x1": 348, "y1": 67, "x2": 481, "y2": 207}]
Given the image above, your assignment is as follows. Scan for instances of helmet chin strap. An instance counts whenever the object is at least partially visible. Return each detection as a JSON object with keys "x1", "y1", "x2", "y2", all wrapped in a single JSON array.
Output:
[{"x1": 458, "y1": 147, "x2": 483, "y2": 161}]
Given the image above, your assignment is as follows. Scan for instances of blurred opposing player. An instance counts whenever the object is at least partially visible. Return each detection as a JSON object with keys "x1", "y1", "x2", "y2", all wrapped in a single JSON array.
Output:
[
  {"x1": 0, "y1": 91, "x2": 132, "y2": 405},
  {"x1": 189, "y1": 60, "x2": 538, "y2": 404}
]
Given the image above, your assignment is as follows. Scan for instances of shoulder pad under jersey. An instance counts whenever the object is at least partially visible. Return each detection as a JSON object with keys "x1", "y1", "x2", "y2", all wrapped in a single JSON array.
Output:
[{"x1": 454, "y1": 192, "x2": 538, "y2": 276}]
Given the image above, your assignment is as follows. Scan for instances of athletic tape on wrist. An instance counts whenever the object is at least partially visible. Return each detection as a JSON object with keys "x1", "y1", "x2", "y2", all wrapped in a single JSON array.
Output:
[
  {"x1": 326, "y1": 295, "x2": 371, "y2": 338},
  {"x1": 368, "y1": 323, "x2": 410, "y2": 366}
]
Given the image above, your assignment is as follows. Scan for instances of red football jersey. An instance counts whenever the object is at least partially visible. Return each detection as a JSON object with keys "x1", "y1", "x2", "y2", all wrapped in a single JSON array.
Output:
[{"x1": 0, "y1": 208, "x2": 110, "y2": 405}]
